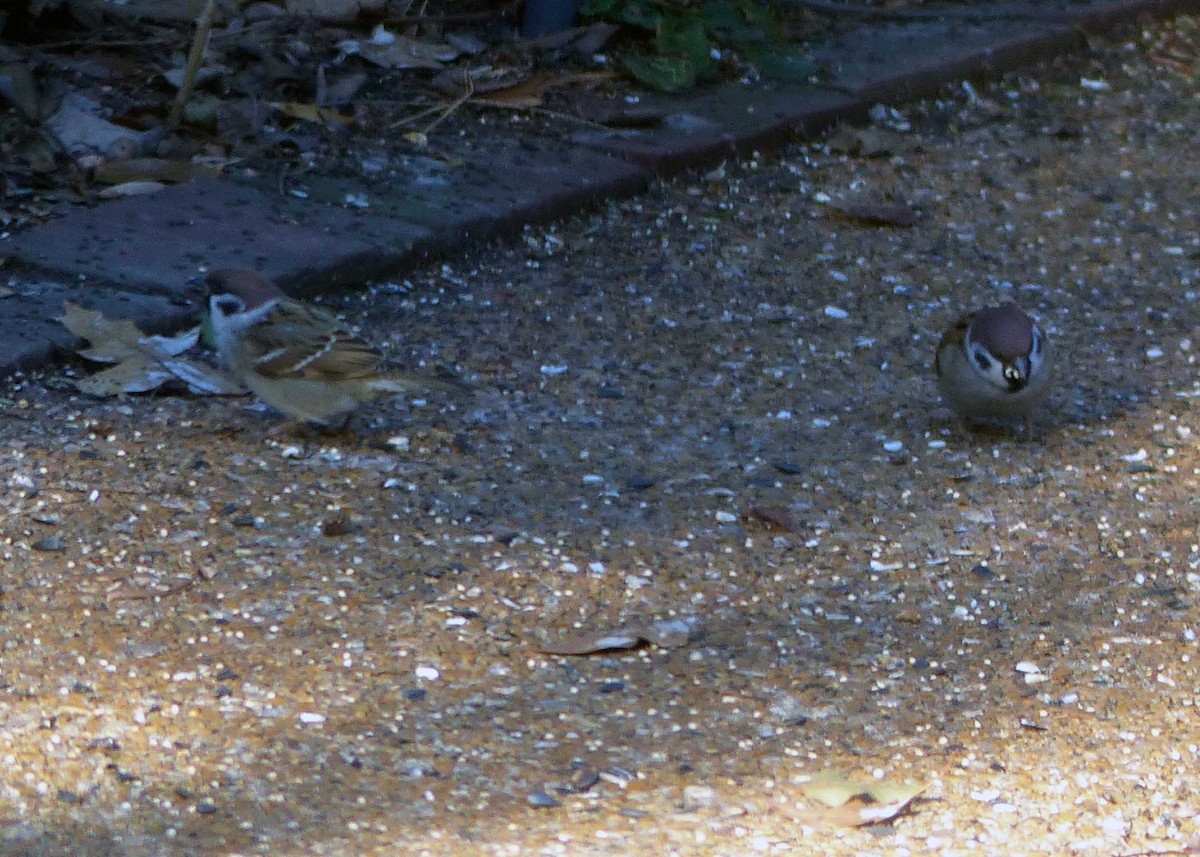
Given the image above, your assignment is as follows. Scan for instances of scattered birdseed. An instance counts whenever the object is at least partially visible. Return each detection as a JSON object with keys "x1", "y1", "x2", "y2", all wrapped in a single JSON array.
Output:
[{"x1": 527, "y1": 791, "x2": 561, "y2": 809}]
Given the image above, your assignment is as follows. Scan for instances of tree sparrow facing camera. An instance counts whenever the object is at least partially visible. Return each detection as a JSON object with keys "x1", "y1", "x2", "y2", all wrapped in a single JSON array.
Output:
[
  {"x1": 934, "y1": 303, "x2": 1052, "y2": 440},
  {"x1": 206, "y1": 268, "x2": 467, "y2": 428}
]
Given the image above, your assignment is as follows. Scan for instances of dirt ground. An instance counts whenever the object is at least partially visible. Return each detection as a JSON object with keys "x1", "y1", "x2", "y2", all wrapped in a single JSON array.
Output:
[{"x1": 2, "y1": 16, "x2": 1200, "y2": 857}]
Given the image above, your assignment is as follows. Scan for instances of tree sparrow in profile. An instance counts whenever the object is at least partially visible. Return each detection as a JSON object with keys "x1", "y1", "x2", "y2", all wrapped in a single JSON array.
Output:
[
  {"x1": 934, "y1": 303, "x2": 1052, "y2": 439},
  {"x1": 206, "y1": 268, "x2": 466, "y2": 428}
]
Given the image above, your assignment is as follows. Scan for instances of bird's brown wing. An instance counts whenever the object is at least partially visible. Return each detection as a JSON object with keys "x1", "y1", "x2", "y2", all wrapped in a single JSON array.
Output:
[{"x1": 246, "y1": 302, "x2": 383, "y2": 382}]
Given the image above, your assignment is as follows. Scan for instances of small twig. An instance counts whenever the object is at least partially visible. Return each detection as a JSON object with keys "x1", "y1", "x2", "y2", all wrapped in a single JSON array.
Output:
[
  {"x1": 470, "y1": 100, "x2": 615, "y2": 133},
  {"x1": 32, "y1": 37, "x2": 178, "y2": 50},
  {"x1": 169, "y1": 0, "x2": 219, "y2": 126},
  {"x1": 389, "y1": 101, "x2": 450, "y2": 129},
  {"x1": 397, "y1": 79, "x2": 475, "y2": 139},
  {"x1": 315, "y1": 64, "x2": 329, "y2": 108},
  {"x1": 421, "y1": 84, "x2": 473, "y2": 137}
]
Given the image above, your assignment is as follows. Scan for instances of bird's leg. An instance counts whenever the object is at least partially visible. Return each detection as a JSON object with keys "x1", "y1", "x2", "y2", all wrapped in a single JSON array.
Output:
[
  {"x1": 266, "y1": 419, "x2": 307, "y2": 439},
  {"x1": 312, "y1": 412, "x2": 358, "y2": 442}
]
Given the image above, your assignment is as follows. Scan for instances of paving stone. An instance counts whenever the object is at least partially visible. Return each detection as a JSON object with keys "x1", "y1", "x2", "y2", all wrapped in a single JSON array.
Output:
[
  {"x1": 0, "y1": 278, "x2": 196, "y2": 376},
  {"x1": 0, "y1": 0, "x2": 1192, "y2": 381},
  {"x1": 3, "y1": 177, "x2": 432, "y2": 298},
  {"x1": 984, "y1": 0, "x2": 1200, "y2": 29},
  {"x1": 571, "y1": 84, "x2": 861, "y2": 173},
  {"x1": 813, "y1": 19, "x2": 1082, "y2": 102},
  {"x1": 236, "y1": 134, "x2": 651, "y2": 252}
]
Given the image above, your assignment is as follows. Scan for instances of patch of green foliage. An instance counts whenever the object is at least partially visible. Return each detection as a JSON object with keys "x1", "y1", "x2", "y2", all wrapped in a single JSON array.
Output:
[{"x1": 582, "y1": 0, "x2": 814, "y2": 92}]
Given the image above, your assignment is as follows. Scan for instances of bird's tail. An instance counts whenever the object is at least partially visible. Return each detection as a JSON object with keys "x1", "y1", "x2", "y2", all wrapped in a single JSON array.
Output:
[{"x1": 368, "y1": 372, "x2": 472, "y2": 397}]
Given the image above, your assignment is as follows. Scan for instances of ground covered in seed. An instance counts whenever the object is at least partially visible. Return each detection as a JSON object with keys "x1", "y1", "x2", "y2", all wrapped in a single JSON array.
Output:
[{"x1": 2, "y1": 17, "x2": 1200, "y2": 857}]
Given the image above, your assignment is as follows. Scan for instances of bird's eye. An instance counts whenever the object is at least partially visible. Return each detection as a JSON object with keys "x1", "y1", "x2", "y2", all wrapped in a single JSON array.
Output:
[{"x1": 973, "y1": 349, "x2": 993, "y2": 371}]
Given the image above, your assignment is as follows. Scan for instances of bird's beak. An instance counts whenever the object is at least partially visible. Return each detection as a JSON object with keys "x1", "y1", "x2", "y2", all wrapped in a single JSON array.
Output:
[{"x1": 1003, "y1": 359, "x2": 1028, "y2": 390}]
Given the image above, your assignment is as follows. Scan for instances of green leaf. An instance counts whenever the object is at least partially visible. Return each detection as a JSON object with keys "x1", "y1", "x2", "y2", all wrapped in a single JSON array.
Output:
[
  {"x1": 658, "y1": 11, "x2": 712, "y2": 72},
  {"x1": 736, "y1": 0, "x2": 784, "y2": 39},
  {"x1": 741, "y1": 41, "x2": 815, "y2": 82},
  {"x1": 703, "y1": 0, "x2": 779, "y2": 45},
  {"x1": 582, "y1": 0, "x2": 663, "y2": 30},
  {"x1": 702, "y1": 0, "x2": 745, "y2": 34},
  {"x1": 623, "y1": 53, "x2": 697, "y2": 92}
]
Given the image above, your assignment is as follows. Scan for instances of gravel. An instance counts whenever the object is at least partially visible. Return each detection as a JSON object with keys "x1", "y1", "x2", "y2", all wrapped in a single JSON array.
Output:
[{"x1": 1, "y1": 15, "x2": 1199, "y2": 857}]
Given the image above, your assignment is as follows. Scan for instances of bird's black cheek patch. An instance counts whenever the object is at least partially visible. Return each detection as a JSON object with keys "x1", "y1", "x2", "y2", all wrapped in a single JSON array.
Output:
[{"x1": 974, "y1": 351, "x2": 993, "y2": 372}]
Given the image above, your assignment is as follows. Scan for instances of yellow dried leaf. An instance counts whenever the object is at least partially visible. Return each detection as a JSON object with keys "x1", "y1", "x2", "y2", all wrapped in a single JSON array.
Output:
[
  {"x1": 59, "y1": 301, "x2": 144, "y2": 361},
  {"x1": 98, "y1": 180, "x2": 167, "y2": 199},
  {"x1": 270, "y1": 102, "x2": 352, "y2": 125},
  {"x1": 474, "y1": 73, "x2": 551, "y2": 109},
  {"x1": 799, "y1": 772, "x2": 925, "y2": 826},
  {"x1": 93, "y1": 157, "x2": 198, "y2": 185}
]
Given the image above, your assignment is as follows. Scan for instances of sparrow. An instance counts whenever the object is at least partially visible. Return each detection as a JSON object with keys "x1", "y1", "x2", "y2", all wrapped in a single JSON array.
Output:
[
  {"x1": 206, "y1": 268, "x2": 467, "y2": 427},
  {"x1": 934, "y1": 303, "x2": 1052, "y2": 439}
]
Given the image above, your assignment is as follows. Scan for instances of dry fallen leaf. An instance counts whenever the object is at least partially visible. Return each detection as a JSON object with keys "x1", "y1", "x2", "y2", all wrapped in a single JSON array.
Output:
[
  {"x1": 829, "y1": 200, "x2": 918, "y2": 228},
  {"x1": 354, "y1": 31, "x2": 458, "y2": 70},
  {"x1": 783, "y1": 772, "x2": 925, "y2": 827},
  {"x1": 0, "y1": 61, "x2": 40, "y2": 121},
  {"x1": 60, "y1": 302, "x2": 242, "y2": 396},
  {"x1": 47, "y1": 92, "x2": 147, "y2": 157},
  {"x1": 286, "y1": 0, "x2": 385, "y2": 20},
  {"x1": 270, "y1": 102, "x2": 352, "y2": 125},
  {"x1": 744, "y1": 505, "x2": 800, "y2": 532},
  {"x1": 97, "y1": 180, "x2": 167, "y2": 199},
  {"x1": 322, "y1": 512, "x2": 354, "y2": 537},
  {"x1": 474, "y1": 73, "x2": 553, "y2": 109},
  {"x1": 539, "y1": 616, "x2": 701, "y2": 655},
  {"x1": 827, "y1": 125, "x2": 916, "y2": 157},
  {"x1": 92, "y1": 157, "x2": 199, "y2": 185},
  {"x1": 75, "y1": 357, "x2": 178, "y2": 396},
  {"x1": 61, "y1": 302, "x2": 158, "y2": 362}
]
